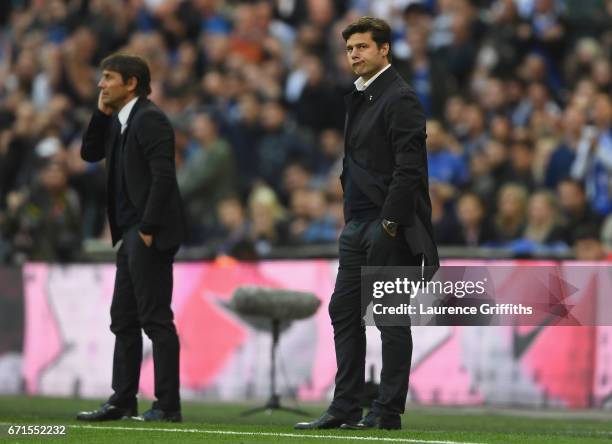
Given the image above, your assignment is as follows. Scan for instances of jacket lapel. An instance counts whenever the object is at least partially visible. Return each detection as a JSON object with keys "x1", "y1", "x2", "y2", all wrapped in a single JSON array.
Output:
[
  {"x1": 363, "y1": 65, "x2": 397, "y2": 103},
  {"x1": 112, "y1": 98, "x2": 146, "y2": 180},
  {"x1": 107, "y1": 117, "x2": 121, "y2": 169},
  {"x1": 343, "y1": 90, "x2": 363, "y2": 146},
  {"x1": 343, "y1": 66, "x2": 397, "y2": 143},
  {"x1": 121, "y1": 97, "x2": 145, "y2": 144}
]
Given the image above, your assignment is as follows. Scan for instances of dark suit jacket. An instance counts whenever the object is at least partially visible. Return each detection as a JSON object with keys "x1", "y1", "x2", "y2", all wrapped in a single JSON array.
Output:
[
  {"x1": 81, "y1": 98, "x2": 185, "y2": 250},
  {"x1": 341, "y1": 66, "x2": 439, "y2": 270}
]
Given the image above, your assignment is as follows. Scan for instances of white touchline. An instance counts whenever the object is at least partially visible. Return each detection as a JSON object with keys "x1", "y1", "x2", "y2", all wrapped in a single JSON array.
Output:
[{"x1": 65, "y1": 424, "x2": 487, "y2": 444}]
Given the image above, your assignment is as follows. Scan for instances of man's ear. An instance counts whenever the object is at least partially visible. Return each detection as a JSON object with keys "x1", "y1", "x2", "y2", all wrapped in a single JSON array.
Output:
[
  {"x1": 126, "y1": 76, "x2": 138, "y2": 93},
  {"x1": 380, "y1": 42, "x2": 390, "y2": 57}
]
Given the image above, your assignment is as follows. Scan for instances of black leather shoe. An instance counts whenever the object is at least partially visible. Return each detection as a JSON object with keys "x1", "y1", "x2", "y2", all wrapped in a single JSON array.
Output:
[
  {"x1": 340, "y1": 410, "x2": 401, "y2": 430},
  {"x1": 294, "y1": 412, "x2": 353, "y2": 430},
  {"x1": 76, "y1": 403, "x2": 137, "y2": 421},
  {"x1": 139, "y1": 408, "x2": 182, "y2": 423}
]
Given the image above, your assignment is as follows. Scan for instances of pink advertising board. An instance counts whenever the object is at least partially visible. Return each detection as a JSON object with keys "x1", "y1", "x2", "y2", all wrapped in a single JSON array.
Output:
[{"x1": 20, "y1": 259, "x2": 612, "y2": 408}]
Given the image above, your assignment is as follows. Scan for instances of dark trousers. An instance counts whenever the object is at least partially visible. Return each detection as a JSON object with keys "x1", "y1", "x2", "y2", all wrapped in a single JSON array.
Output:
[
  {"x1": 108, "y1": 226, "x2": 180, "y2": 412},
  {"x1": 327, "y1": 218, "x2": 418, "y2": 421}
]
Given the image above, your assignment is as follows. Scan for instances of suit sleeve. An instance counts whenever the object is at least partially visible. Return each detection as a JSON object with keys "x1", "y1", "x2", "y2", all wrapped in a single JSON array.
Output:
[
  {"x1": 135, "y1": 110, "x2": 177, "y2": 233},
  {"x1": 381, "y1": 87, "x2": 427, "y2": 227},
  {"x1": 81, "y1": 110, "x2": 113, "y2": 162}
]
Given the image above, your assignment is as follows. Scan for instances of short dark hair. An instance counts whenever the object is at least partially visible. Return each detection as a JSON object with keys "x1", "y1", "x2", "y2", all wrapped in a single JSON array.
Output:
[
  {"x1": 573, "y1": 224, "x2": 601, "y2": 243},
  {"x1": 100, "y1": 53, "x2": 152, "y2": 98},
  {"x1": 342, "y1": 16, "x2": 392, "y2": 61},
  {"x1": 403, "y1": 3, "x2": 432, "y2": 17}
]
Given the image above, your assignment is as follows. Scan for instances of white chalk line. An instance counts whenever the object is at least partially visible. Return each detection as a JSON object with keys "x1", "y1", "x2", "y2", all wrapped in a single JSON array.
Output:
[
  {"x1": 69, "y1": 423, "x2": 487, "y2": 444},
  {"x1": 4, "y1": 422, "x2": 612, "y2": 442}
]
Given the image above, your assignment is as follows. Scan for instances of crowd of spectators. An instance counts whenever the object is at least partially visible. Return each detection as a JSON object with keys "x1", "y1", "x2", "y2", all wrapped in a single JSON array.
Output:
[{"x1": 1, "y1": 0, "x2": 612, "y2": 263}]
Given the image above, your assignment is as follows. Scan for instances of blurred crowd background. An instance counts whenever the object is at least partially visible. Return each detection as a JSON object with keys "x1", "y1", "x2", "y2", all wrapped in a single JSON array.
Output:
[{"x1": 1, "y1": 0, "x2": 612, "y2": 264}]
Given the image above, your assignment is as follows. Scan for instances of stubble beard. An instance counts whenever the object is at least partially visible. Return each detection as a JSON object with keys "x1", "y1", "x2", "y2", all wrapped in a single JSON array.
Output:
[
  {"x1": 106, "y1": 92, "x2": 130, "y2": 112},
  {"x1": 352, "y1": 62, "x2": 367, "y2": 77}
]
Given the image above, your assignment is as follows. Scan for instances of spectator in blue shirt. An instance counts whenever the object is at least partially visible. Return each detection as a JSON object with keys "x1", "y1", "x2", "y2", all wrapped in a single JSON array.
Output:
[
  {"x1": 426, "y1": 120, "x2": 467, "y2": 203},
  {"x1": 544, "y1": 105, "x2": 583, "y2": 188},
  {"x1": 571, "y1": 94, "x2": 612, "y2": 216}
]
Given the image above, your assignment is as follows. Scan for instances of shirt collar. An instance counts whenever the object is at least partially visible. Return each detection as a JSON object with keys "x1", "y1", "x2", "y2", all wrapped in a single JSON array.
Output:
[
  {"x1": 354, "y1": 63, "x2": 391, "y2": 92},
  {"x1": 118, "y1": 96, "x2": 139, "y2": 131}
]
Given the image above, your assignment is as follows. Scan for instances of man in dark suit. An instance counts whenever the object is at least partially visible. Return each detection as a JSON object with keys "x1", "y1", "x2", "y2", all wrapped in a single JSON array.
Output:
[
  {"x1": 76, "y1": 54, "x2": 185, "y2": 422},
  {"x1": 295, "y1": 17, "x2": 438, "y2": 431}
]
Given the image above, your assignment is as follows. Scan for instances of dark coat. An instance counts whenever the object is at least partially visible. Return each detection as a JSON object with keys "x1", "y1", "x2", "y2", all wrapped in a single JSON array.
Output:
[
  {"x1": 341, "y1": 66, "x2": 439, "y2": 270},
  {"x1": 81, "y1": 98, "x2": 185, "y2": 250}
]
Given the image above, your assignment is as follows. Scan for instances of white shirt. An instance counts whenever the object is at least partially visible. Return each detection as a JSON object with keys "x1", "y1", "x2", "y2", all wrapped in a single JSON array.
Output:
[
  {"x1": 118, "y1": 96, "x2": 139, "y2": 134},
  {"x1": 354, "y1": 63, "x2": 392, "y2": 92}
]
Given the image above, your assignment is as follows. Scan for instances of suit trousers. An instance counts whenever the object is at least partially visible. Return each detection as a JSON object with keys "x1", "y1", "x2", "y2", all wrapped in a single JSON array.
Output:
[
  {"x1": 327, "y1": 217, "x2": 418, "y2": 421},
  {"x1": 108, "y1": 226, "x2": 180, "y2": 412}
]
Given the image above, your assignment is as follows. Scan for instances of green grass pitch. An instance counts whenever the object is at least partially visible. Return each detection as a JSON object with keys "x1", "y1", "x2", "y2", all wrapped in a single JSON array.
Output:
[{"x1": 0, "y1": 396, "x2": 611, "y2": 443}]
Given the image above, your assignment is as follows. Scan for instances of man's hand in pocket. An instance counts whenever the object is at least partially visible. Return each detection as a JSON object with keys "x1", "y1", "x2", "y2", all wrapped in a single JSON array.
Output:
[{"x1": 139, "y1": 231, "x2": 153, "y2": 247}]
